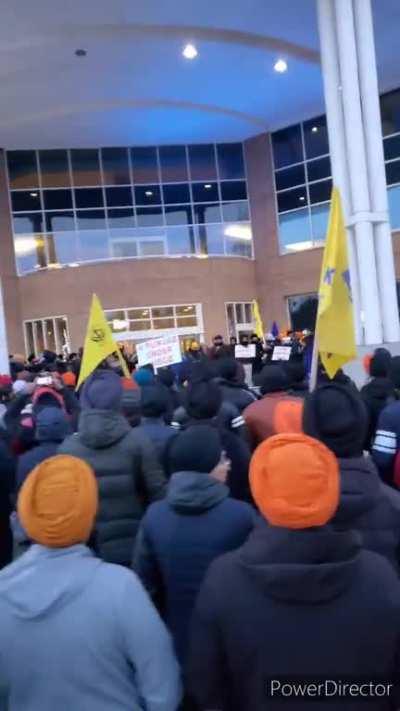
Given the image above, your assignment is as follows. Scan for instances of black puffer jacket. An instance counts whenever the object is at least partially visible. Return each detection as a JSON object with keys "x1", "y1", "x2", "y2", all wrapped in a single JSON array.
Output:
[
  {"x1": 361, "y1": 377, "x2": 396, "y2": 449},
  {"x1": 59, "y1": 410, "x2": 166, "y2": 565},
  {"x1": 216, "y1": 378, "x2": 258, "y2": 413},
  {"x1": 333, "y1": 456, "x2": 400, "y2": 572}
]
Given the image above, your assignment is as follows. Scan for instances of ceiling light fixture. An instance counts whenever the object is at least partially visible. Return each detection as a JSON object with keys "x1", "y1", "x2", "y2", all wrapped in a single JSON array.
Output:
[
  {"x1": 30, "y1": 192, "x2": 38, "y2": 197},
  {"x1": 311, "y1": 126, "x2": 318, "y2": 133},
  {"x1": 299, "y1": 196, "x2": 305, "y2": 201},
  {"x1": 274, "y1": 58, "x2": 287, "y2": 73},
  {"x1": 75, "y1": 49, "x2": 87, "y2": 57},
  {"x1": 204, "y1": 184, "x2": 212, "y2": 189},
  {"x1": 145, "y1": 190, "x2": 153, "y2": 197},
  {"x1": 183, "y1": 43, "x2": 198, "y2": 60}
]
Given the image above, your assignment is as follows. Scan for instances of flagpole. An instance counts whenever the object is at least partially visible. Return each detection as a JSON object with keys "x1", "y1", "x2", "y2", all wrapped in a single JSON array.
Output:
[
  {"x1": 309, "y1": 334, "x2": 319, "y2": 392},
  {"x1": 0, "y1": 278, "x2": 10, "y2": 374}
]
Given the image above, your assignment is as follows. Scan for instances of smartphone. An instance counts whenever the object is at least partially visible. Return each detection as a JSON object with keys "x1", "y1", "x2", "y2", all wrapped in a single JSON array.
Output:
[{"x1": 37, "y1": 376, "x2": 53, "y2": 386}]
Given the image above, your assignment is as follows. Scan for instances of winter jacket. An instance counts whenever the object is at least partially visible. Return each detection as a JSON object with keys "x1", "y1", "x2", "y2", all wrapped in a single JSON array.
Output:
[
  {"x1": 59, "y1": 410, "x2": 166, "y2": 565},
  {"x1": 134, "y1": 471, "x2": 255, "y2": 662},
  {"x1": 243, "y1": 391, "x2": 303, "y2": 448},
  {"x1": 0, "y1": 545, "x2": 181, "y2": 711},
  {"x1": 0, "y1": 440, "x2": 14, "y2": 570},
  {"x1": 371, "y1": 400, "x2": 400, "y2": 483},
  {"x1": 332, "y1": 456, "x2": 400, "y2": 571},
  {"x1": 187, "y1": 523, "x2": 400, "y2": 711},
  {"x1": 134, "y1": 417, "x2": 176, "y2": 469},
  {"x1": 361, "y1": 377, "x2": 396, "y2": 450},
  {"x1": 216, "y1": 378, "x2": 258, "y2": 413}
]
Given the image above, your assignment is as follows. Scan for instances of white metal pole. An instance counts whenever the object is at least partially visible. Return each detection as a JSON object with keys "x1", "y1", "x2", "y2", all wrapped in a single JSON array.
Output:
[
  {"x1": 353, "y1": 0, "x2": 400, "y2": 343},
  {"x1": 0, "y1": 279, "x2": 10, "y2": 374},
  {"x1": 335, "y1": 0, "x2": 382, "y2": 345},
  {"x1": 316, "y1": 0, "x2": 362, "y2": 345}
]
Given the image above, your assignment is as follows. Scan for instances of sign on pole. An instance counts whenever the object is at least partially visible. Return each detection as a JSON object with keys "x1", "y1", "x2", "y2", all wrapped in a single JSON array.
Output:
[{"x1": 137, "y1": 334, "x2": 182, "y2": 370}]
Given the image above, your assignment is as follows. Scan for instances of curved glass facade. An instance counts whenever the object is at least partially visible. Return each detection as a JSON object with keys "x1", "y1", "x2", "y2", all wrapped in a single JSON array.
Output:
[
  {"x1": 7, "y1": 143, "x2": 253, "y2": 275},
  {"x1": 272, "y1": 88, "x2": 400, "y2": 253}
]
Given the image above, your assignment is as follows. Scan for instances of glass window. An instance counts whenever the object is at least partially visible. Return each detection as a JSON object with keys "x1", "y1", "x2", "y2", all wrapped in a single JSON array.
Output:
[
  {"x1": 136, "y1": 207, "x2": 164, "y2": 227},
  {"x1": 386, "y1": 160, "x2": 400, "y2": 186},
  {"x1": 177, "y1": 315, "x2": 197, "y2": 327},
  {"x1": 34, "y1": 321, "x2": 45, "y2": 353},
  {"x1": 303, "y1": 116, "x2": 329, "y2": 159},
  {"x1": 307, "y1": 157, "x2": 331, "y2": 182},
  {"x1": 275, "y1": 164, "x2": 306, "y2": 191},
  {"x1": 14, "y1": 235, "x2": 46, "y2": 273},
  {"x1": 225, "y1": 235, "x2": 252, "y2": 258},
  {"x1": 222, "y1": 201, "x2": 249, "y2": 222},
  {"x1": 188, "y1": 144, "x2": 217, "y2": 180},
  {"x1": 165, "y1": 205, "x2": 193, "y2": 226},
  {"x1": 128, "y1": 308, "x2": 150, "y2": 320},
  {"x1": 44, "y1": 319, "x2": 56, "y2": 351},
  {"x1": 139, "y1": 241, "x2": 165, "y2": 256},
  {"x1": 105, "y1": 186, "x2": 133, "y2": 207},
  {"x1": 224, "y1": 223, "x2": 252, "y2": 247},
  {"x1": 192, "y1": 182, "x2": 219, "y2": 202},
  {"x1": 101, "y1": 148, "x2": 130, "y2": 185},
  {"x1": 152, "y1": 306, "x2": 174, "y2": 318},
  {"x1": 39, "y1": 150, "x2": 70, "y2": 188},
  {"x1": 134, "y1": 185, "x2": 161, "y2": 205},
  {"x1": 107, "y1": 208, "x2": 135, "y2": 228},
  {"x1": 383, "y1": 135, "x2": 400, "y2": 161},
  {"x1": 277, "y1": 187, "x2": 308, "y2": 212},
  {"x1": 46, "y1": 231, "x2": 78, "y2": 265},
  {"x1": 13, "y1": 213, "x2": 43, "y2": 234},
  {"x1": 278, "y1": 208, "x2": 311, "y2": 252},
  {"x1": 153, "y1": 317, "x2": 175, "y2": 329},
  {"x1": 11, "y1": 191, "x2": 41, "y2": 212},
  {"x1": 131, "y1": 147, "x2": 159, "y2": 183},
  {"x1": 162, "y1": 183, "x2": 190, "y2": 204},
  {"x1": 272, "y1": 126, "x2": 303, "y2": 169},
  {"x1": 380, "y1": 90, "x2": 400, "y2": 137},
  {"x1": 194, "y1": 203, "x2": 222, "y2": 224},
  {"x1": 288, "y1": 294, "x2": 318, "y2": 331},
  {"x1": 166, "y1": 226, "x2": 195, "y2": 254},
  {"x1": 159, "y1": 146, "x2": 188, "y2": 182},
  {"x1": 311, "y1": 203, "x2": 330, "y2": 243},
  {"x1": 129, "y1": 319, "x2": 151, "y2": 331},
  {"x1": 106, "y1": 309, "x2": 126, "y2": 322},
  {"x1": 75, "y1": 188, "x2": 104, "y2": 209},
  {"x1": 309, "y1": 179, "x2": 332, "y2": 204},
  {"x1": 70, "y1": 149, "x2": 101, "y2": 186},
  {"x1": 78, "y1": 230, "x2": 109, "y2": 261},
  {"x1": 55, "y1": 317, "x2": 69, "y2": 351},
  {"x1": 176, "y1": 304, "x2": 196, "y2": 317},
  {"x1": 76, "y1": 210, "x2": 106, "y2": 230},
  {"x1": 7, "y1": 151, "x2": 38, "y2": 189},
  {"x1": 45, "y1": 211, "x2": 75, "y2": 232},
  {"x1": 24, "y1": 321, "x2": 35, "y2": 356},
  {"x1": 195, "y1": 224, "x2": 224, "y2": 255},
  {"x1": 217, "y1": 143, "x2": 245, "y2": 179},
  {"x1": 388, "y1": 185, "x2": 400, "y2": 229},
  {"x1": 220, "y1": 181, "x2": 247, "y2": 201},
  {"x1": 111, "y1": 239, "x2": 138, "y2": 259},
  {"x1": 43, "y1": 189, "x2": 73, "y2": 211}
]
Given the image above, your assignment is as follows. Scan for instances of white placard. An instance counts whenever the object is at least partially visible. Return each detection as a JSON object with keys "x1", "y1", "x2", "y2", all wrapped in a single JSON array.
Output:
[
  {"x1": 136, "y1": 334, "x2": 182, "y2": 370},
  {"x1": 272, "y1": 346, "x2": 292, "y2": 361},
  {"x1": 235, "y1": 344, "x2": 256, "y2": 359}
]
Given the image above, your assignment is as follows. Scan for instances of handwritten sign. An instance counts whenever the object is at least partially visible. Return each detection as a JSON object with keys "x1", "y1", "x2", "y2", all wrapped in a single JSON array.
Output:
[
  {"x1": 137, "y1": 334, "x2": 182, "y2": 370},
  {"x1": 272, "y1": 346, "x2": 292, "y2": 361},
  {"x1": 235, "y1": 344, "x2": 256, "y2": 359}
]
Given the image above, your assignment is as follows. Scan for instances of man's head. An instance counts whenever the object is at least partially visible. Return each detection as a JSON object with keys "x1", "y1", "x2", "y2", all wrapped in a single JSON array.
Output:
[
  {"x1": 213, "y1": 335, "x2": 224, "y2": 348},
  {"x1": 303, "y1": 383, "x2": 368, "y2": 459},
  {"x1": 18, "y1": 455, "x2": 98, "y2": 547},
  {"x1": 370, "y1": 347, "x2": 392, "y2": 378},
  {"x1": 168, "y1": 425, "x2": 222, "y2": 475},
  {"x1": 250, "y1": 433, "x2": 339, "y2": 528},
  {"x1": 80, "y1": 369, "x2": 123, "y2": 411},
  {"x1": 216, "y1": 358, "x2": 238, "y2": 383},
  {"x1": 240, "y1": 334, "x2": 249, "y2": 347},
  {"x1": 258, "y1": 365, "x2": 290, "y2": 396},
  {"x1": 230, "y1": 336, "x2": 237, "y2": 346},
  {"x1": 186, "y1": 380, "x2": 222, "y2": 420},
  {"x1": 251, "y1": 334, "x2": 260, "y2": 344},
  {"x1": 140, "y1": 384, "x2": 169, "y2": 418}
]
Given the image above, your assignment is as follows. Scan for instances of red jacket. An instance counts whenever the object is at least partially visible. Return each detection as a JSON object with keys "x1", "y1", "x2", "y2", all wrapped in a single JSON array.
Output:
[{"x1": 243, "y1": 392, "x2": 303, "y2": 447}]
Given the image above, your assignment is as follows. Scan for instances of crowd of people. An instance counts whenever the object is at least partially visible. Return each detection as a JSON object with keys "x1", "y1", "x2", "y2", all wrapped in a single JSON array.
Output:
[{"x1": 1, "y1": 336, "x2": 400, "y2": 709}]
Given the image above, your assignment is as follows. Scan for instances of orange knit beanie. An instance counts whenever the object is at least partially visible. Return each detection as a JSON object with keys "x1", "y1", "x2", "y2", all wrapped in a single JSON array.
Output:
[
  {"x1": 250, "y1": 433, "x2": 339, "y2": 529},
  {"x1": 18, "y1": 455, "x2": 98, "y2": 547}
]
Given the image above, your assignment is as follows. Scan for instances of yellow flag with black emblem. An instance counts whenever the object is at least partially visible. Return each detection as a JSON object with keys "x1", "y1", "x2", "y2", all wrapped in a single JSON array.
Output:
[{"x1": 77, "y1": 294, "x2": 129, "y2": 389}]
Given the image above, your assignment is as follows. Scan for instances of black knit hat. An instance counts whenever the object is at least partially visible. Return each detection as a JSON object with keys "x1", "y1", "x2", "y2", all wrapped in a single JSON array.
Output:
[
  {"x1": 370, "y1": 348, "x2": 392, "y2": 377},
  {"x1": 168, "y1": 425, "x2": 222, "y2": 474},
  {"x1": 259, "y1": 365, "x2": 290, "y2": 396},
  {"x1": 186, "y1": 380, "x2": 222, "y2": 419},
  {"x1": 141, "y1": 384, "x2": 169, "y2": 417},
  {"x1": 303, "y1": 383, "x2": 368, "y2": 458}
]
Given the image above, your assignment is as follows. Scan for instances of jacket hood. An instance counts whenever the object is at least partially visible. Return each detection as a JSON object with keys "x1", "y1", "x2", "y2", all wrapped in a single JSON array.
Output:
[
  {"x1": 167, "y1": 471, "x2": 229, "y2": 513},
  {"x1": 0, "y1": 545, "x2": 102, "y2": 619},
  {"x1": 78, "y1": 409, "x2": 131, "y2": 448},
  {"x1": 333, "y1": 456, "x2": 381, "y2": 524},
  {"x1": 239, "y1": 522, "x2": 361, "y2": 604},
  {"x1": 363, "y1": 377, "x2": 394, "y2": 402},
  {"x1": 35, "y1": 406, "x2": 71, "y2": 443}
]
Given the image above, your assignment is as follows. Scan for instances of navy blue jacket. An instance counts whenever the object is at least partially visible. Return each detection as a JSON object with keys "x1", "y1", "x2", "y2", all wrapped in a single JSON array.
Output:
[
  {"x1": 372, "y1": 400, "x2": 400, "y2": 483},
  {"x1": 188, "y1": 523, "x2": 400, "y2": 711},
  {"x1": 134, "y1": 417, "x2": 176, "y2": 470},
  {"x1": 134, "y1": 471, "x2": 255, "y2": 662},
  {"x1": 333, "y1": 456, "x2": 400, "y2": 571}
]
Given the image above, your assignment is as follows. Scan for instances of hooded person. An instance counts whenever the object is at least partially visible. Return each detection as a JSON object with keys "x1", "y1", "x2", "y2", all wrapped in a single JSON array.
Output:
[
  {"x1": 16, "y1": 407, "x2": 71, "y2": 492},
  {"x1": 134, "y1": 425, "x2": 255, "y2": 664},
  {"x1": 134, "y1": 385, "x2": 176, "y2": 469},
  {"x1": 58, "y1": 369, "x2": 166, "y2": 566},
  {"x1": 0, "y1": 455, "x2": 181, "y2": 711},
  {"x1": 214, "y1": 358, "x2": 258, "y2": 413},
  {"x1": 187, "y1": 434, "x2": 400, "y2": 711},
  {"x1": 243, "y1": 364, "x2": 303, "y2": 448},
  {"x1": 304, "y1": 384, "x2": 400, "y2": 571},
  {"x1": 371, "y1": 356, "x2": 400, "y2": 484},
  {"x1": 361, "y1": 347, "x2": 396, "y2": 449}
]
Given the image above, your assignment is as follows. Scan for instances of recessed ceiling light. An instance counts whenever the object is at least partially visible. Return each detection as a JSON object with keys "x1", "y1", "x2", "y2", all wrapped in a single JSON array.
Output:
[
  {"x1": 30, "y1": 192, "x2": 38, "y2": 197},
  {"x1": 311, "y1": 126, "x2": 318, "y2": 133},
  {"x1": 299, "y1": 196, "x2": 305, "y2": 201},
  {"x1": 204, "y1": 184, "x2": 212, "y2": 189},
  {"x1": 183, "y1": 43, "x2": 198, "y2": 60},
  {"x1": 75, "y1": 49, "x2": 87, "y2": 57},
  {"x1": 274, "y1": 58, "x2": 287, "y2": 73},
  {"x1": 145, "y1": 190, "x2": 153, "y2": 197}
]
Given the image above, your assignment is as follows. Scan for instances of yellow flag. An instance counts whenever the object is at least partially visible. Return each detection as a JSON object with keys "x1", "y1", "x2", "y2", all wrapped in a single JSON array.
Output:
[
  {"x1": 252, "y1": 300, "x2": 264, "y2": 340},
  {"x1": 77, "y1": 294, "x2": 129, "y2": 389},
  {"x1": 316, "y1": 187, "x2": 357, "y2": 379}
]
